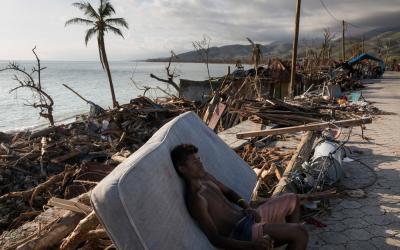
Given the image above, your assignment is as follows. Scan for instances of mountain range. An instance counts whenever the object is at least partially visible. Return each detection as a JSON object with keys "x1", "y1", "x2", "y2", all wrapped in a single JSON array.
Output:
[{"x1": 147, "y1": 28, "x2": 400, "y2": 63}]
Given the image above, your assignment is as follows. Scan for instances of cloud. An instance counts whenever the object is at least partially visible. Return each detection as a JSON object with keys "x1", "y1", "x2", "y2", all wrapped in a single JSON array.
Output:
[
  {"x1": 130, "y1": 0, "x2": 400, "y2": 51},
  {"x1": 351, "y1": 10, "x2": 400, "y2": 30},
  {"x1": 0, "y1": 0, "x2": 399, "y2": 60}
]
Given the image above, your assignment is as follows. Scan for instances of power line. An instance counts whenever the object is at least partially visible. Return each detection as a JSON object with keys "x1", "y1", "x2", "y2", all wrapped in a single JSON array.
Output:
[
  {"x1": 347, "y1": 21, "x2": 370, "y2": 31},
  {"x1": 318, "y1": 0, "x2": 341, "y2": 22},
  {"x1": 319, "y1": 0, "x2": 369, "y2": 32}
]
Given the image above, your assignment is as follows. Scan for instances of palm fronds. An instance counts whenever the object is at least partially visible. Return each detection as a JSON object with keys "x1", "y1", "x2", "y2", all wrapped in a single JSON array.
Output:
[
  {"x1": 100, "y1": 1, "x2": 116, "y2": 17},
  {"x1": 65, "y1": 17, "x2": 93, "y2": 27},
  {"x1": 105, "y1": 18, "x2": 128, "y2": 28},
  {"x1": 72, "y1": 2, "x2": 100, "y2": 19},
  {"x1": 105, "y1": 25, "x2": 124, "y2": 38},
  {"x1": 85, "y1": 27, "x2": 98, "y2": 45}
]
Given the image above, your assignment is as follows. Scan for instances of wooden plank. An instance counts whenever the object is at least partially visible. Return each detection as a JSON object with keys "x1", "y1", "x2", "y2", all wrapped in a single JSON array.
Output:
[
  {"x1": 207, "y1": 103, "x2": 226, "y2": 130},
  {"x1": 50, "y1": 149, "x2": 81, "y2": 164},
  {"x1": 218, "y1": 120, "x2": 268, "y2": 149},
  {"x1": 47, "y1": 197, "x2": 92, "y2": 215},
  {"x1": 272, "y1": 131, "x2": 316, "y2": 197},
  {"x1": 111, "y1": 154, "x2": 127, "y2": 163},
  {"x1": 236, "y1": 117, "x2": 372, "y2": 138},
  {"x1": 251, "y1": 163, "x2": 277, "y2": 202}
]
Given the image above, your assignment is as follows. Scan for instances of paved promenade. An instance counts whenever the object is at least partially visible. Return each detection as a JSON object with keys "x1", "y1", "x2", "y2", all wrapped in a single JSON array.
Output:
[{"x1": 308, "y1": 71, "x2": 400, "y2": 249}]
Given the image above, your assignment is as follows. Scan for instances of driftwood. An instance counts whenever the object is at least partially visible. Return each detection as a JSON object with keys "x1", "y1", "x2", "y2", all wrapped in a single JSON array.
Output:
[
  {"x1": 0, "y1": 166, "x2": 75, "y2": 206},
  {"x1": 60, "y1": 211, "x2": 99, "y2": 250},
  {"x1": 81, "y1": 229, "x2": 109, "y2": 246},
  {"x1": 50, "y1": 149, "x2": 82, "y2": 164},
  {"x1": 9, "y1": 193, "x2": 90, "y2": 250},
  {"x1": 15, "y1": 211, "x2": 84, "y2": 250},
  {"x1": 78, "y1": 233, "x2": 111, "y2": 250},
  {"x1": 28, "y1": 127, "x2": 57, "y2": 140},
  {"x1": 47, "y1": 197, "x2": 92, "y2": 215},
  {"x1": 111, "y1": 154, "x2": 127, "y2": 163}
]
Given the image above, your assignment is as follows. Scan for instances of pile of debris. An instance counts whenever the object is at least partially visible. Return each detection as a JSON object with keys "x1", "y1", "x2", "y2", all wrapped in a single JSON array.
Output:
[
  {"x1": 0, "y1": 64, "x2": 386, "y2": 249},
  {"x1": 0, "y1": 96, "x2": 197, "y2": 248},
  {"x1": 236, "y1": 140, "x2": 296, "y2": 198}
]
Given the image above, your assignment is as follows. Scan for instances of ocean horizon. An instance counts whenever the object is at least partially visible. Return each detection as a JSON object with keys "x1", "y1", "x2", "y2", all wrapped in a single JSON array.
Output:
[{"x1": 0, "y1": 61, "x2": 236, "y2": 132}]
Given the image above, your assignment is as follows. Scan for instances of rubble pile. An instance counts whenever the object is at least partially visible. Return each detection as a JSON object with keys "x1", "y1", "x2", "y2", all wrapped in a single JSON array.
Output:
[
  {"x1": 236, "y1": 144, "x2": 295, "y2": 197},
  {"x1": 0, "y1": 96, "x2": 196, "y2": 242},
  {"x1": 235, "y1": 98, "x2": 330, "y2": 126},
  {"x1": 0, "y1": 55, "x2": 390, "y2": 249}
]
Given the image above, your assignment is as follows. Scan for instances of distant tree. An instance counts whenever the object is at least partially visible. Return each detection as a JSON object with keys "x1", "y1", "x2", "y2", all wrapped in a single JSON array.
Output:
[
  {"x1": 193, "y1": 35, "x2": 213, "y2": 93},
  {"x1": 320, "y1": 28, "x2": 335, "y2": 60},
  {"x1": 65, "y1": 0, "x2": 128, "y2": 108}
]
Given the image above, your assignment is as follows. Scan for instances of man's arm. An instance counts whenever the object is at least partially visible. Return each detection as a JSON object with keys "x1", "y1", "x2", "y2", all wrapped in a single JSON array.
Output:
[
  {"x1": 207, "y1": 174, "x2": 261, "y2": 222},
  {"x1": 189, "y1": 193, "x2": 266, "y2": 250},
  {"x1": 206, "y1": 174, "x2": 250, "y2": 209}
]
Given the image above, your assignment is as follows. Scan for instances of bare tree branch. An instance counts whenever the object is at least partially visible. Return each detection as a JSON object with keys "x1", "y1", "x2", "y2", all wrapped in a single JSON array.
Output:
[
  {"x1": 193, "y1": 35, "x2": 214, "y2": 93},
  {"x1": 0, "y1": 47, "x2": 55, "y2": 126},
  {"x1": 149, "y1": 50, "x2": 181, "y2": 93}
]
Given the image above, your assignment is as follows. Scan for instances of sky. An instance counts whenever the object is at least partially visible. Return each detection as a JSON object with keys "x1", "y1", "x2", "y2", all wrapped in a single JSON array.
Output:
[{"x1": 0, "y1": 0, "x2": 399, "y2": 61}]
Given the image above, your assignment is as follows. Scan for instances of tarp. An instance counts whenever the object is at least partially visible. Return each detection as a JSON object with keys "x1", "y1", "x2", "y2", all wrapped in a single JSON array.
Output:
[
  {"x1": 91, "y1": 111, "x2": 256, "y2": 250},
  {"x1": 347, "y1": 53, "x2": 385, "y2": 71}
]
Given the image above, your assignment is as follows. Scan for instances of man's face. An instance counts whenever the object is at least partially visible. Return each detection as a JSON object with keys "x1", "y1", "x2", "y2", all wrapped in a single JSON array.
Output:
[{"x1": 179, "y1": 153, "x2": 206, "y2": 179}]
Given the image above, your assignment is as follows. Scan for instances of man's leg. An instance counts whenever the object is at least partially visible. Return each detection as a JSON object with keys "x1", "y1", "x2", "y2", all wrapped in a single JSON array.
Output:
[
  {"x1": 262, "y1": 223, "x2": 308, "y2": 250},
  {"x1": 256, "y1": 193, "x2": 299, "y2": 224}
]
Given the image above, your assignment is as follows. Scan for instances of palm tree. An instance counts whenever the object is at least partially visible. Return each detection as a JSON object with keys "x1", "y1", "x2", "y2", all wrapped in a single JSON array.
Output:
[{"x1": 65, "y1": 0, "x2": 128, "y2": 108}]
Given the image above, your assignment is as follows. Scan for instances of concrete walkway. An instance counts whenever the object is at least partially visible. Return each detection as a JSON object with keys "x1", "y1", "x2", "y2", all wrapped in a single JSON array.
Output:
[{"x1": 307, "y1": 71, "x2": 400, "y2": 249}]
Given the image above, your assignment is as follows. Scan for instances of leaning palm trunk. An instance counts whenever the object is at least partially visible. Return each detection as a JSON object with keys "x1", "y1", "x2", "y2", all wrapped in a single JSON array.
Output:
[{"x1": 98, "y1": 34, "x2": 118, "y2": 108}]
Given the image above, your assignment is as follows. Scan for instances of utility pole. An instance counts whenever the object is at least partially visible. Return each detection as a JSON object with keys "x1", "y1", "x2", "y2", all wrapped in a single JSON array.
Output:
[
  {"x1": 289, "y1": 0, "x2": 301, "y2": 98},
  {"x1": 362, "y1": 35, "x2": 365, "y2": 53},
  {"x1": 342, "y1": 20, "x2": 346, "y2": 61}
]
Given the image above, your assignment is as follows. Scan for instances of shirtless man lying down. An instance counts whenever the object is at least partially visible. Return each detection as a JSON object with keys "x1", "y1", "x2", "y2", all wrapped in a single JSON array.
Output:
[{"x1": 171, "y1": 144, "x2": 308, "y2": 250}]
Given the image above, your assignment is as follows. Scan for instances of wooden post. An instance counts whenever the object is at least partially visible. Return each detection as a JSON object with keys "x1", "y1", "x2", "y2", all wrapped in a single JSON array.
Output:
[
  {"x1": 272, "y1": 131, "x2": 316, "y2": 196},
  {"x1": 342, "y1": 20, "x2": 346, "y2": 61},
  {"x1": 288, "y1": 0, "x2": 302, "y2": 98}
]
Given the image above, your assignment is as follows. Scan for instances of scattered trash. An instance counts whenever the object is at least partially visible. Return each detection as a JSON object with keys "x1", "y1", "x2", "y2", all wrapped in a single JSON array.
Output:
[
  {"x1": 343, "y1": 157, "x2": 355, "y2": 162},
  {"x1": 345, "y1": 189, "x2": 367, "y2": 198}
]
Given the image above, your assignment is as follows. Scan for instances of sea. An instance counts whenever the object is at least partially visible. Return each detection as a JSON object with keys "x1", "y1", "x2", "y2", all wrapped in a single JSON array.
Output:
[{"x1": 0, "y1": 61, "x2": 236, "y2": 132}]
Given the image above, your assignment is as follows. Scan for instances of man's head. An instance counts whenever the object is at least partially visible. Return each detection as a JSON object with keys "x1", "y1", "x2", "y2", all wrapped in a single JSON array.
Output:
[{"x1": 171, "y1": 144, "x2": 206, "y2": 180}]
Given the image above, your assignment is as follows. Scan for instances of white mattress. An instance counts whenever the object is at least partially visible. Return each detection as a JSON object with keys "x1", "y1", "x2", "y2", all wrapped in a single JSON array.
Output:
[{"x1": 91, "y1": 111, "x2": 256, "y2": 250}]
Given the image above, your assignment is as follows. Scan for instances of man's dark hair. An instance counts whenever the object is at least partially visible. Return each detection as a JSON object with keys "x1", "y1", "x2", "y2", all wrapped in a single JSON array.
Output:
[{"x1": 171, "y1": 144, "x2": 198, "y2": 177}]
